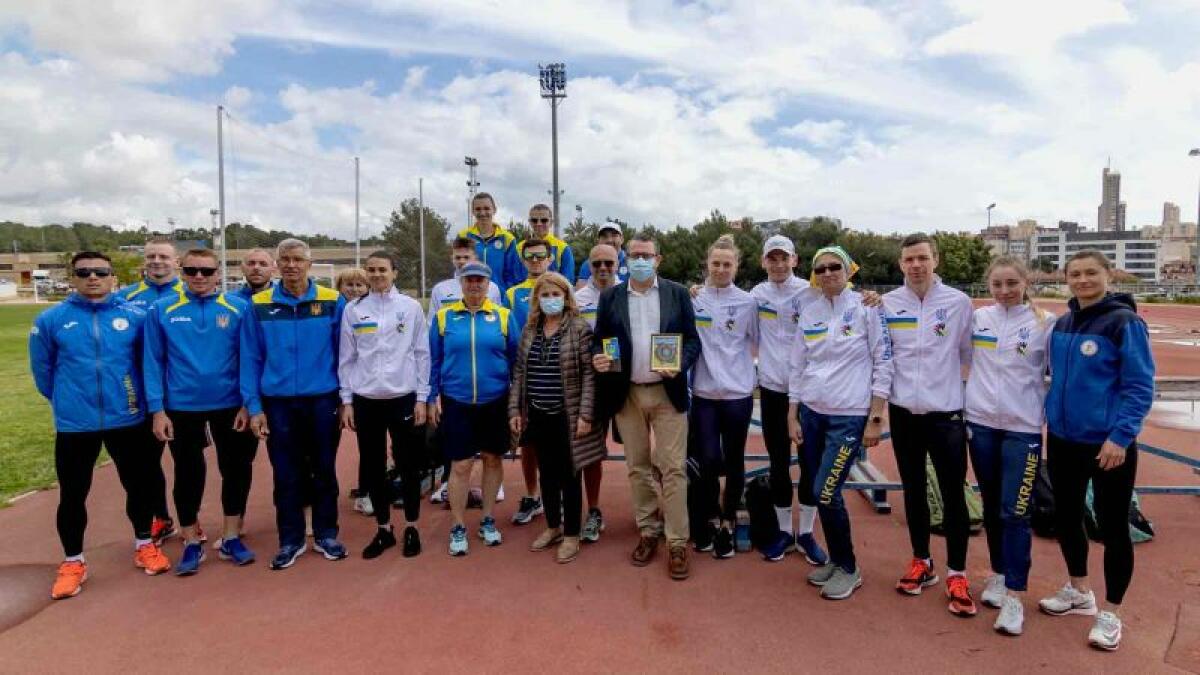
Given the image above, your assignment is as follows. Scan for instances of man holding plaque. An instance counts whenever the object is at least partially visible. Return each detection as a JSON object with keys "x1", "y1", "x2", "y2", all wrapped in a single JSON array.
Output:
[{"x1": 592, "y1": 233, "x2": 701, "y2": 580}]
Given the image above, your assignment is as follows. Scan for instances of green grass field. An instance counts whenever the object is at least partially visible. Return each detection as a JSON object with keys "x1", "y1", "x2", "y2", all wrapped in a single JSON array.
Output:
[{"x1": 0, "y1": 304, "x2": 58, "y2": 504}]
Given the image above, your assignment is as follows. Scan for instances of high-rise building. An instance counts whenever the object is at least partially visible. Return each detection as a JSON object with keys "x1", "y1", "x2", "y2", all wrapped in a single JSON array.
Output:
[
  {"x1": 1163, "y1": 201, "x2": 1181, "y2": 228},
  {"x1": 1097, "y1": 166, "x2": 1124, "y2": 232}
]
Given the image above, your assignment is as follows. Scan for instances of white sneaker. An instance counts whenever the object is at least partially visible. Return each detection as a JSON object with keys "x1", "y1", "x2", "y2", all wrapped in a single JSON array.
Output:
[
  {"x1": 981, "y1": 574, "x2": 1006, "y2": 609},
  {"x1": 994, "y1": 594, "x2": 1024, "y2": 636},
  {"x1": 1039, "y1": 583, "x2": 1098, "y2": 616},
  {"x1": 1088, "y1": 611, "x2": 1122, "y2": 651},
  {"x1": 496, "y1": 484, "x2": 505, "y2": 502},
  {"x1": 353, "y1": 496, "x2": 374, "y2": 516},
  {"x1": 430, "y1": 483, "x2": 448, "y2": 504}
]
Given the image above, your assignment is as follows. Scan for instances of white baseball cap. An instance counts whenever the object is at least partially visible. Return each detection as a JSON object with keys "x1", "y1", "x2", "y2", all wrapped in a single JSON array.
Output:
[{"x1": 762, "y1": 235, "x2": 796, "y2": 257}]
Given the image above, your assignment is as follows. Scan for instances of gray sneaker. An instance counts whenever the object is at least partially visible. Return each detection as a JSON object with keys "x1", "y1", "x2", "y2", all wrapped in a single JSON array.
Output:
[
  {"x1": 807, "y1": 562, "x2": 838, "y2": 587},
  {"x1": 581, "y1": 508, "x2": 604, "y2": 543},
  {"x1": 981, "y1": 573, "x2": 1006, "y2": 609},
  {"x1": 1088, "y1": 611, "x2": 1122, "y2": 651},
  {"x1": 994, "y1": 594, "x2": 1024, "y2": 636},
  {"x1": 820, "y1": 566, "x2": 863, "y2": 600}
]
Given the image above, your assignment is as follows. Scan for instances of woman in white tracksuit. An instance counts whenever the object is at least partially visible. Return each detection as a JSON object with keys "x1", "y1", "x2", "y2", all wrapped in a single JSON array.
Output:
[
  {"x1": 964, "y1": 256, "x2": 1054, "y2": 635},
  {"x1": 787, "y1": 246, "x2": 893, "y2": 600}
]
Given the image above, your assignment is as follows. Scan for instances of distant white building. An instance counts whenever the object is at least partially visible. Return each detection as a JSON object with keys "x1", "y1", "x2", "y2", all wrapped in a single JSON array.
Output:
[{"x1": 1032, "y1": 230, "x2": 1160, "y2": 282}]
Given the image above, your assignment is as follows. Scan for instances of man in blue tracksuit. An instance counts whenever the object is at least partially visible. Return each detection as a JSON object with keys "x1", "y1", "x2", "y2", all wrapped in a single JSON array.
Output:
[
  {"x1": 116, "y1": 237, "x2": 185, "y2": 540},
  {"x1": 240, "y1": 239, "x2": 348, "y2": 570},
  {"x1": 516, "y1": 204, "x2": 576, "y2": 284},
  {"x1": 144, "y1": 247, "x2": 258, "y2": 575},
  {"x1": 234, "y1": 248, "x2": 276, "y2": 301},
  {"x1": 577, "y1": 222, "x2": 629, "y2": 287},
  {"x1": 31, "y1": 251, "x2": 171, "y2": 600}
]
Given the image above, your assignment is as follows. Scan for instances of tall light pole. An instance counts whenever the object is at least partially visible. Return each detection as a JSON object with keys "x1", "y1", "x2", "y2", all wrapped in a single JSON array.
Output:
[
  {"x1": 464, "y1": 156, "x2": 479, "y2": 227},
  {"x1": 986, "y1": 202, "x2": 996, "y2": 229},
  {"x1": 210, "y1": 209, "x2": 225, "y2": 291},
  {"x1": 216, "y1": 105, "x2": 227, "y2": 291},
  {"x1": 1190, "y1": 148, "x2": 1200, "y2": 282},
  {"x1": 419, "y1": 178, "x2": 427, "y2": 300},
  {"x1": 354, "y1": 156, "x2": 361, "y2": 267},
  {"x1": 575, "y1": 204, "x2": 583, "y2": 228},
  {"x1": 539, "y1": 63, "x2": 567, "y2": 236}
]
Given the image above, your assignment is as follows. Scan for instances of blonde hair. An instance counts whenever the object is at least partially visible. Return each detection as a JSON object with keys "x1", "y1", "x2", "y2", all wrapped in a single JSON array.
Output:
[
  {"x1": 985, "y1": 255, "x2": 1046, "y2": 322},
  {"x1": 523, "y1": 272, "x2": 578, "y2": 337},
  {"x1": 707, "y1": 234, "x2": 739, "y2": 259},
  {"x1": 335, "y1": 267, "x2": 368, "y2": 295}
]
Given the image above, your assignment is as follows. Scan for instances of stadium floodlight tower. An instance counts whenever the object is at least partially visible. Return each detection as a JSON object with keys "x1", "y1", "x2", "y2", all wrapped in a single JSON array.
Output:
[
  {"x1": 464, "y1": 156, "x2": 480, "y2": 227},
  {"x1": 539, "y1": 63, "x2": 567, "y2": 236},
  {"x1": 1190, "y1": 148, "x2": 1200, "y2": 281}
]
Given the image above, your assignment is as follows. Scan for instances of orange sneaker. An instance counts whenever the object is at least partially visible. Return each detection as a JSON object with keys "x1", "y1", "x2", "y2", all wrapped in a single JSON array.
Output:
[
  {"x1": 946, "y1": 575, "x2": 977, "y2": 617},
  {"x1": 896, "y1": 558, "x2": 939, "y2": 595},
  {"x1": 50, "y1": 561, "x2": 87, "y2": 599},
  {"x1": 150, "y1": 517, "x2": 177, "y2": 544},
  {"x1": 134, "y1": 543, "x2": 171, "y2": 575}
]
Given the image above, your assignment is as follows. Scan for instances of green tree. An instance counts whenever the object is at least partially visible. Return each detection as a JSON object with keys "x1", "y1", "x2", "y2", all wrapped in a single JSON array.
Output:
[
  {"x1": 1031, "y1": 256, "x2": 1056, "y2": 273},
  {"x1": 838, "y1": 231, "x2": 902, "y2": 285},
  {"x1": 932, "y1": 232, "x2": 993, "y2": 285},
  {"x1": 382, "y1": 198, "x2": 453, "y2": 293}
]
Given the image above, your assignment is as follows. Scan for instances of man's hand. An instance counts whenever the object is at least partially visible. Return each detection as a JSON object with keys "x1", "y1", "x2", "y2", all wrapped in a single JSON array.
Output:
[
  {"x1": 414, "y1": 402, "x2": 427, "y2": 426},
  {"x1": 788, "y1": 412, "x2": 802, "y2": 446},
  {"x1": 427, "y1": 397, "x2": 442, "y2": 427},
  {"x1": 250, "y1": 413, "x2": 270, "y2": 440},
  {"x1": 651, "y1": 368, "x2": 678, "y2": 379},
  {"x1": 861, "y1": 290, "x2": 883, "y2": 308},
  {"x1": 592, "y1": 353, "x2": 613, "y2": 373},
  {"x1": 864, "y1": 419, "x2": 883, "y2": 447},
  {"x1": 510, "y1": 415, "x2": 525, "y2": 436},
  {"x1": 340, "y1": 404, "x2": 356, "y2": 431},
  {"x1": 152, "y1": 411, "x2": 173, "y2": 443},
  {"x1": 1097, "y1": 439, "x2": 1127, "y2": 470},
  {"x1": 232, "y1": 407, "x2": 249, "y2": 432},
  {"x1": 576, "y1": 418, "x2": 592, "y2": 438}
]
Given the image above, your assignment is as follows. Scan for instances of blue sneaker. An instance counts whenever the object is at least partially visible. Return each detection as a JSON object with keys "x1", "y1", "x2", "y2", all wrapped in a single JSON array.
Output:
[
  {"x1": 449, "y1": 524, "x2": 468, "y2": 556},
  {"x1": 760, "y1": 530, "x2": 794, "y2": 562},
  {"x1": 218, "y1": 537, "x2": 256, "y2": 566},
  {"x1": 478, "y1": 516, "x2": 502, "y2": 546},
  {"x1": 313, "y1": 538, "x2": 348, "y2": 561},
  {"x1": 175, "y1": 542, "x2": 205, "y2": 576},
  {"x1": 796, "y1": 532, "x2": 829, "y2": 566},
  {"x1": 269, "y1": 544, "x2": 306, "y2": 570}
]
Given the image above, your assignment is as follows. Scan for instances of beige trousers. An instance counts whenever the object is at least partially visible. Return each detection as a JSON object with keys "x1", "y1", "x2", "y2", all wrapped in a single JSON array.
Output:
[{"x1": 613, "y1": 383, "x2": 689, "y2": 546}]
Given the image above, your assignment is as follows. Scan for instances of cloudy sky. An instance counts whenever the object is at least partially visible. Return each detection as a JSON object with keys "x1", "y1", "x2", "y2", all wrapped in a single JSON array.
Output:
[{"x1": 2, "y1": 1, "x2": 1199, "y2": 239}]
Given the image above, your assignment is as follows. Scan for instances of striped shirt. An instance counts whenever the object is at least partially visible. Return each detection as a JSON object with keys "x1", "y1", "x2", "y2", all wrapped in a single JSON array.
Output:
[{"x1": 526, "y1": 330, "x2": 565, "y2": 413}]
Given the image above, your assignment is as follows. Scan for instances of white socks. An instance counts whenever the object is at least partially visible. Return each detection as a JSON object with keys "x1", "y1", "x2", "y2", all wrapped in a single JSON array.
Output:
[
  {"x1": 775, "y1": 506, "x2": 793, "y2": 534},
  {"x1": 798, "y1": 505, "x2": 817, "y2": 535},
  {"x1": 134, "y1": 538, "x2": 152, "y2": 549},
  {"x1": 64, "y1": 554, "x2": 84, "y2": 563}
]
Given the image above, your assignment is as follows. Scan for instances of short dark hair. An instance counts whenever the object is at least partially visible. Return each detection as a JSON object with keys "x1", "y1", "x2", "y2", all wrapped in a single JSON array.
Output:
[
  {"x1": 1066, "y1": 249, "x2": 1112, "y2": 272},
  {"x1": 181, "y1": 248, "x2": 218, "y2": 264},
  {"x1": 472, "y1": 192, "x2": 496, "y2": 209},
  {"x1": 522, "y1": 238, "x2": 549, "y2": 253},
  {"x1": 451, "y1": 236, "x2": 474, "y2": 251},
  {"x1": 900, "y1": 232, "x2": 938, "y2": 257},
  {"x1": 70, "y1": 251, "x2": 112, "y2": 267},
  {"x1": 629, "y1": 232, "x2": 658, "y2": 253},
  {"x1": 365, "y1": 250, "x2": 396, "y2": 270}
]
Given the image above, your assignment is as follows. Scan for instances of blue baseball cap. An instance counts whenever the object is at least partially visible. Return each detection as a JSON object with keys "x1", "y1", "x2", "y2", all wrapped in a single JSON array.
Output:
[{"x1": 456, "y1": 262, "x2": 492, "y2": 279}]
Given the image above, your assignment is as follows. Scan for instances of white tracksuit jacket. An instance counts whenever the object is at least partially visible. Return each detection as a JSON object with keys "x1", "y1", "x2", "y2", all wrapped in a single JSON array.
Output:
[
  {"x1": 882, "y1": 277, "x2": 973, "y2": 414},
  {"x1": 964, "y1": 303, "x2": 1055, "y2": 434}
]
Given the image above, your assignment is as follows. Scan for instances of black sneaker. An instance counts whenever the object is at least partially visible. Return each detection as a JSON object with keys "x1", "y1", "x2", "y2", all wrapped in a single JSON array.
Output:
[
  {"x1": 693, "y1": 522, "x2": 716, "y2": 552},
  {"x1": 511, "y1": 496, "x2": 544, "y2": 525},
  {"x1": 402, "y1": 526, "x2": 422, "y2": 558},
  {"x1": 713, "y1": 526, "x2": 736, "y2": 559},
  {"x1": 362, "y1": 527, "x2": 397, "y2": 559}
]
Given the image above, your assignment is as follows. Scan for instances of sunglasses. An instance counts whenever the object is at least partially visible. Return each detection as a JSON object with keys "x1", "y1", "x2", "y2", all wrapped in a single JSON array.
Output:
[
  {"x1": 182, "y1": 266, "x2": 219, "y2": 277},
  {"x1": 523, "y1": 252, "x2": 550, "y2": 261},
  {"x1": 813, "y1": 263, "x2": 844, "y2": 275},
  {"x1": 529, "y1": 217, "x2": 550, "y2": 224},
  {"x1": 73, "y1": 268, "x2": 113, "y2": 278},
  {"x1": 590, "y1": 260, "x2": 616, "y2": 268}
]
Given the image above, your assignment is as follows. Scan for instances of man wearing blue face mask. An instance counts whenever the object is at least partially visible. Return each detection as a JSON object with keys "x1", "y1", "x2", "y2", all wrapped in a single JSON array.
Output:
[{"x1": 591, "y1": 233, "x2": 701, "y2": 580}]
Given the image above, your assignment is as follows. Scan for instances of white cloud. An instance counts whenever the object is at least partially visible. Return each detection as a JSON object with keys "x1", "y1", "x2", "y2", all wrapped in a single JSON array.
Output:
[{"x1": 780, "y1": 120, "x2": 850, "y2": 148}]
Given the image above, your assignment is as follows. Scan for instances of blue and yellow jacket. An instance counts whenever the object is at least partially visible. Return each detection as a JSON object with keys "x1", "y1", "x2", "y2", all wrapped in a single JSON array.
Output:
[
  {"x1": 116, "y1": 276, "x2": 184, "y2": 310},
  {"x1": 29, "y1": 293, "x2": 148, "y2": 433},
  {"x1": 517, "y1": 234, "x2": 575, "y2": 284},
  {"x1": 240, "y1": 280, "x2": 345, "y2": 416},
  {"x1": 1045, "y1": 293, "x2": 1155, "y2": 448},
  {"x1": 504, "y1": 278, "x2": 536, "y2": 329},
  {"x1": 144, "y1": 290, "x2": 247, "y2": 414},
  {"x1": 429, "y1": 299, "x2": 519, "y2": 405},
  {"x1": 459, "y1": 224, "x2": 522, "y2": 293}
]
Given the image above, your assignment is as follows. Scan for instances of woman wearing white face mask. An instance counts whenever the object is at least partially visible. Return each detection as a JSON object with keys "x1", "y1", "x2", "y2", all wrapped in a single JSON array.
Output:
[{"x1": 509, "y1": 273, "x2": 606, "y2": 563}]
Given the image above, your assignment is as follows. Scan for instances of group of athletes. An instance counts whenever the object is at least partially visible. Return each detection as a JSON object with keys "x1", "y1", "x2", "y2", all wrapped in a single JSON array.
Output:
[{"x1": 28, "y1": 192, "x2": 1154, "y2": 652}]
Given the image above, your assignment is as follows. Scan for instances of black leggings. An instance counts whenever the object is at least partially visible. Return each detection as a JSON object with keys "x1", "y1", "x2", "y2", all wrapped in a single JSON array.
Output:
[
  {"x1": 353, "y1": 394, "x2": 423, "y2": 525},
  {"x1": 146, "y1": 438, "x2": 171, "y2": 520},
  {"x1": 167, "y1": 407, "x2": 258, "y2": 527},
  {"x1": 760, "y1": 388, "x2": 815, "y2": 508},
  {"x1": 55, "y1": 424, "x2": 155, "y2": 557},
  {"x1": 889, "y1": 404, "x2": 969, "y2": 571},
  {"x1": 690, "y1": 396, "x2": 754, "y2": 523},
  {"x1": 528, "y1": 407, "x2": 582, "y2": 536},
  {"x1": 1048, "y1": 434, "x2": 1138, "y2": 605}
]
